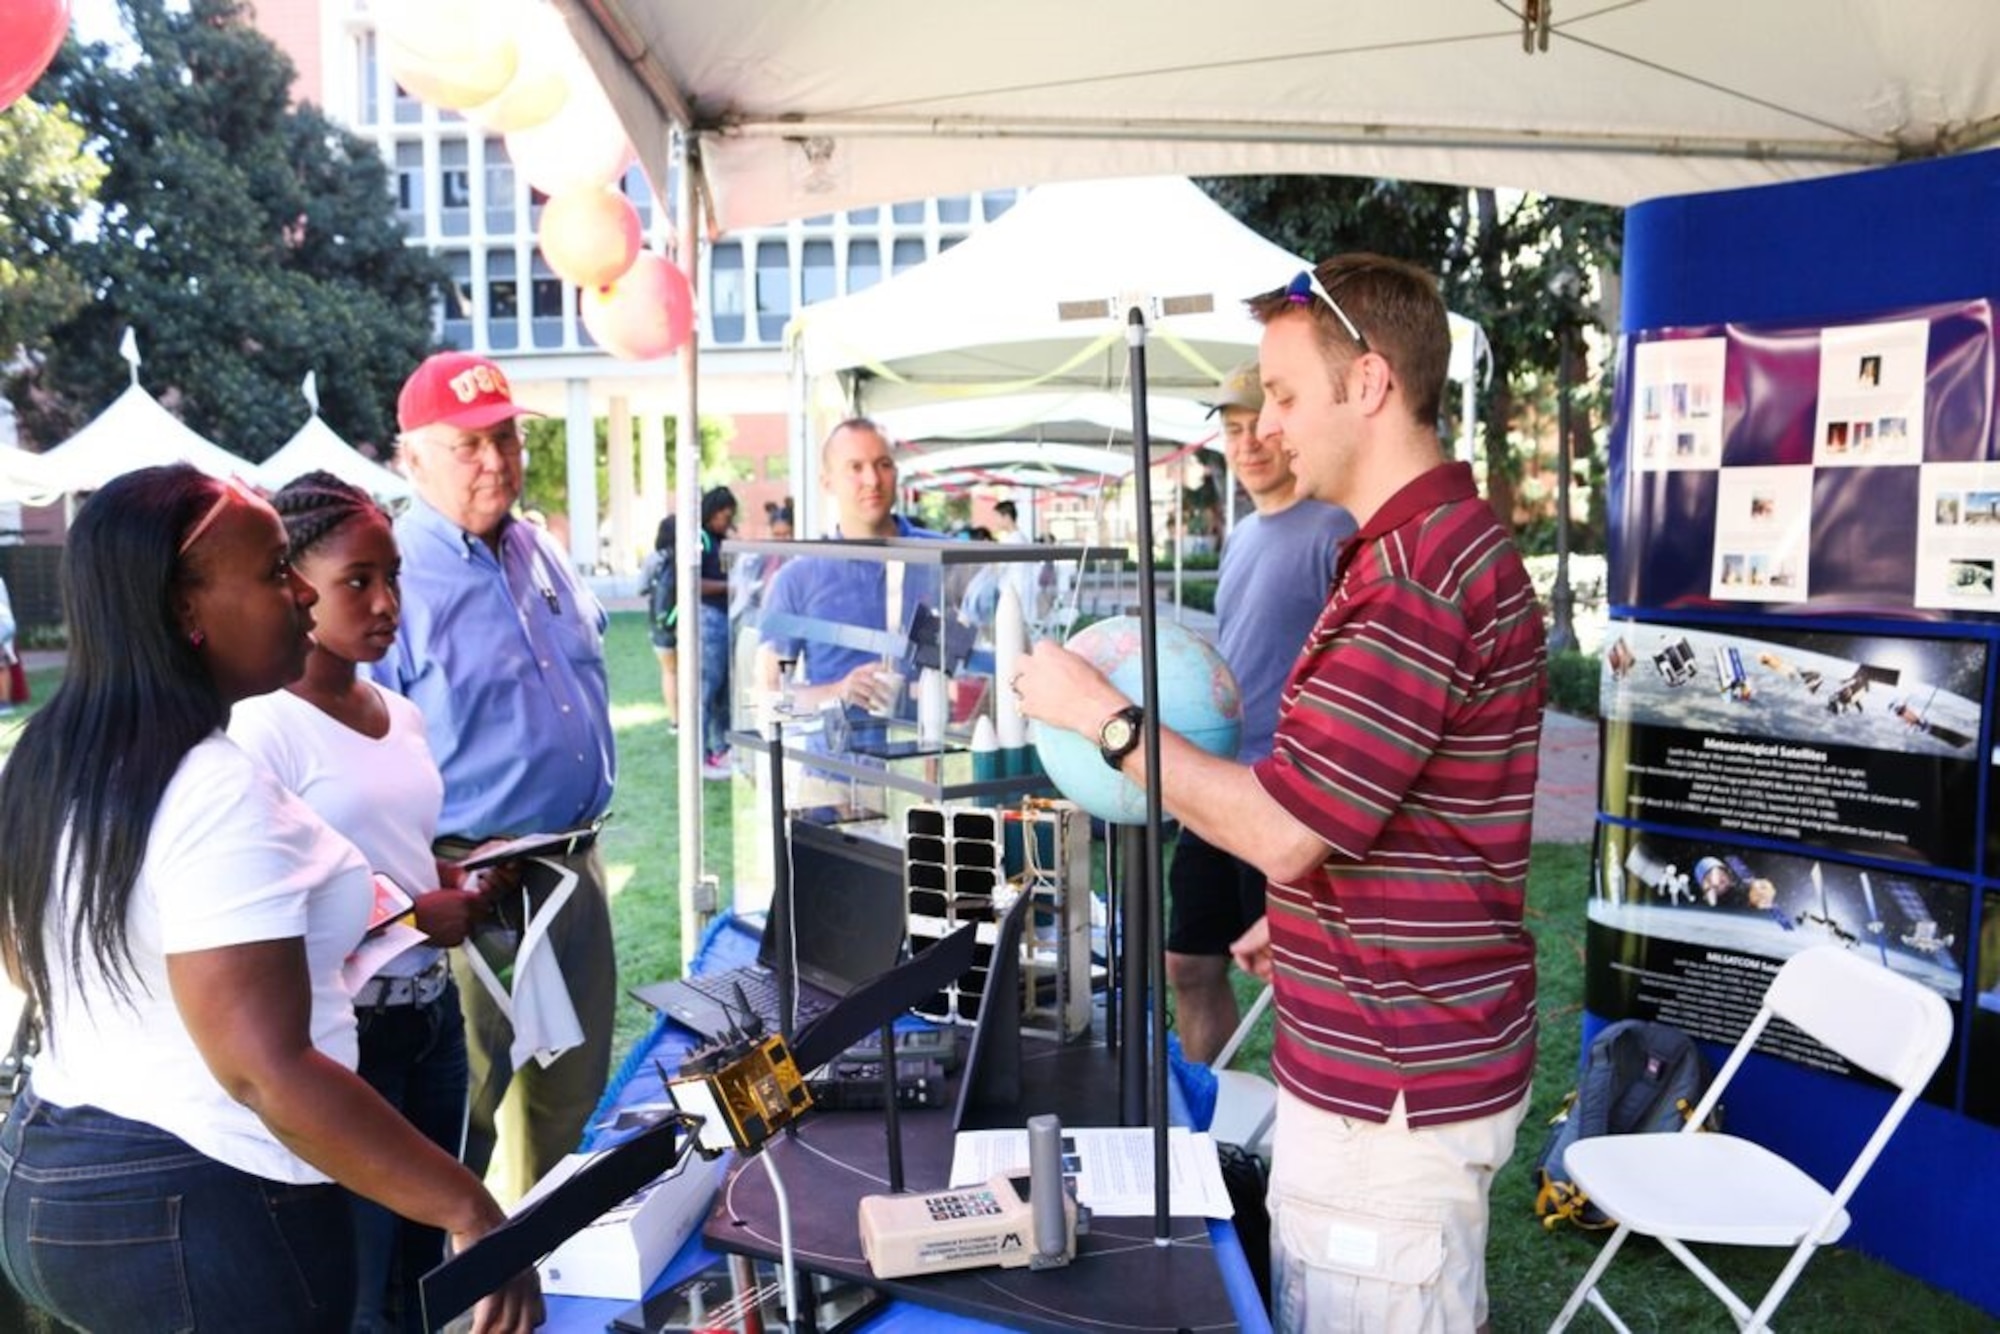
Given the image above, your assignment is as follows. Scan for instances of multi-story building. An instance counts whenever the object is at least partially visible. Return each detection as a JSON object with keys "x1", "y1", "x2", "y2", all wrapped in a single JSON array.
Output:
[{"x1": 264, "y1": 0, "x2": 1018, "y2": 575}]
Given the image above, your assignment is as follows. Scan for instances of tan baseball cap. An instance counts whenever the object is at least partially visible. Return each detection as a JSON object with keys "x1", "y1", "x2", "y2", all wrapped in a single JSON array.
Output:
[{"x1": 1208, "y1": 360, "x2": 1263, "y2": 416}]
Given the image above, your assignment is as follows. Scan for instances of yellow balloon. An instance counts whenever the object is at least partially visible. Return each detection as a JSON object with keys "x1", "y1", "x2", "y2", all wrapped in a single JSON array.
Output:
[
  {"x1": 379, "y1": 0, "x2": 519, "y2": 112},
  {"x1": 466, "y1": 5, "x2": 577, "y2": 133}
]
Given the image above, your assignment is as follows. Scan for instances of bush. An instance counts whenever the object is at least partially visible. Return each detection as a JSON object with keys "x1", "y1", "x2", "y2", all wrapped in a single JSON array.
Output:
[{"x1": 1547, "y1": 648, "x2": 1600, "y2": 718}]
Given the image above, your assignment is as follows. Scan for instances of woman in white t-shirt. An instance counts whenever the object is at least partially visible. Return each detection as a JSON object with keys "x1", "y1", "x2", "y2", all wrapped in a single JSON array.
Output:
[
  {"x1": 0, "y1": 466, "x2": 537, "y2": 1333},
  {"x1": 230, "y1": 471, "x2": 492, "y2": 1334}
]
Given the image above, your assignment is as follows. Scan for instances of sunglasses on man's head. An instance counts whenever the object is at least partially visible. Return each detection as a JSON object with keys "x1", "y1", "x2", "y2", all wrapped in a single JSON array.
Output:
[{"x1": 1285, "y1": 269, "x2": 1370, "y2": 354}]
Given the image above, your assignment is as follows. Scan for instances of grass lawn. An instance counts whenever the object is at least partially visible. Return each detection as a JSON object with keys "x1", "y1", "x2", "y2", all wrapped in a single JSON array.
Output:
[{"x1": 6, "y1": 616, "x2": 1992, "y2": 1329}]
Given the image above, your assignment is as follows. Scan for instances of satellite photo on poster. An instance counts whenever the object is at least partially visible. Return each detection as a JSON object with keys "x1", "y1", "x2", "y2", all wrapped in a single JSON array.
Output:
[
  {"x1": 1599, "y1": 619, "x2": 1984, "y2": 870},
  {"x1": 1583, "y1": 824, "x2": 1963, "y2": 1106}
]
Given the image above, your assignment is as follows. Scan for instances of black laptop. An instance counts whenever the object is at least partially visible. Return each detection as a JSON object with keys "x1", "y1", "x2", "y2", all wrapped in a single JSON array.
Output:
[{"x1": 633, "y1": 819, "x2": 907, "y2": 1042}]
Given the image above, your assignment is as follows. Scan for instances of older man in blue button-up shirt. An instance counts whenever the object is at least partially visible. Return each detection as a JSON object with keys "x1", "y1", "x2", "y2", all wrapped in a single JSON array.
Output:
[{"x1": 368, "y1": 352, "x2": 617, "y2": 1204}]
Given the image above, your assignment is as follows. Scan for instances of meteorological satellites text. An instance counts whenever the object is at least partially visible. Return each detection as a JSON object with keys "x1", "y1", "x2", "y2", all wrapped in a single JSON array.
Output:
[{"x1": 1621, "y1": 737, "x2": 1917, "y2": 846}]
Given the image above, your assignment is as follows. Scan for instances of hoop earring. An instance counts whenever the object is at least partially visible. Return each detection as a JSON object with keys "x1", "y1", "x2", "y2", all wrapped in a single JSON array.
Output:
[{"x1": 189, "y1": 629, "x2": 207, "y2": 649}]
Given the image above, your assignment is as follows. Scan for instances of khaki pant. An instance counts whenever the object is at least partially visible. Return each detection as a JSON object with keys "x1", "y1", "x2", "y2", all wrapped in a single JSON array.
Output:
[
  {"x1": 1269, "y1": 1087, "x2": 1529, "y2": 1333},
  {"x1": 449, "y1": 844, "x2": 617, "y2": 1206}
]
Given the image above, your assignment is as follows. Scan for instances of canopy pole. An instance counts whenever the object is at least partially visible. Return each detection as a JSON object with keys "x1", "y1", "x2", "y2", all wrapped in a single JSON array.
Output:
[{"x1": 676, "y1": 134, "x2": 706, "y2": 976}]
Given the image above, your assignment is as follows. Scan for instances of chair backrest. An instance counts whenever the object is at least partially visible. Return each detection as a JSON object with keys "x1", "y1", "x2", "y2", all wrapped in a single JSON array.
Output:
[{"x1": 1764, "y1": 946, "x2": 1953, "y2": 1091}]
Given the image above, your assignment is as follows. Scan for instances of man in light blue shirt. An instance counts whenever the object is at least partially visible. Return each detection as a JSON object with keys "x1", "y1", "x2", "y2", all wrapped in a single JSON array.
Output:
[
  {"x1": 758, "y1": 418, "x2": 945, "y2": 712},
  {"x1": 368, "y1": 351, "x2": 617, "y2": 1203}
]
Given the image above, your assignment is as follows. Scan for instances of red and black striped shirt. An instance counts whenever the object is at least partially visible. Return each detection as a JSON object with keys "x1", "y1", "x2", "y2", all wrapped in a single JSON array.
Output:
[{"x1": 1251, "y1": 462, "x2": 1546, "y2": 1128}]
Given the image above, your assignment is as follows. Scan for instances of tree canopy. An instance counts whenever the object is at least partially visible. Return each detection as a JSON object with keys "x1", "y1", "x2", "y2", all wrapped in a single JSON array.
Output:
[
  {"x1": 0, "y1": 98, "x2": 106, "y2": 365},
  {"x1": 1197, "y1": 177, "x2": 1621, "y2": 528},
  {"x1": 10, "y1": 0, "x2": 444, "y2": 460}
]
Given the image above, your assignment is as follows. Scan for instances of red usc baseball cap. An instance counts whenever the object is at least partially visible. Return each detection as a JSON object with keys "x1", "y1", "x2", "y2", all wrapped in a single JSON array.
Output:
[{"x1": 397, "y1": 351, "x2": 545, "y2": 433}]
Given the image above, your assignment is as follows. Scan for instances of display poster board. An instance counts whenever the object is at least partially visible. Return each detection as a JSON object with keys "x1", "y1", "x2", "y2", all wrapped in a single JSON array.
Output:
[{"x1": 1601, "y1": 302, "x2": 1997, "y2": 1118}]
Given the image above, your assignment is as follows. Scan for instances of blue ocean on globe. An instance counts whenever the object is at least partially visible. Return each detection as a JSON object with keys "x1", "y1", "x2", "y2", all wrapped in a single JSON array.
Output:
[{"x1": 1033, "y1": 615, "x2": 1242, "y2": 825}]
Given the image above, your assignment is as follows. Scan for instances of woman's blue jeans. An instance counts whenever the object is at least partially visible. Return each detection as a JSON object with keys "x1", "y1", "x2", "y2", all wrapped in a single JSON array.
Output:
[
  {"x1": 699, "y1": 602, "x2": 731, "y2": 756},
  {"x1": 350, "y1": 979, "x2": 469, "y2": 1334},
  {"x1": 0, "y1": 1086, "x2": 354, "y2": 1332}
]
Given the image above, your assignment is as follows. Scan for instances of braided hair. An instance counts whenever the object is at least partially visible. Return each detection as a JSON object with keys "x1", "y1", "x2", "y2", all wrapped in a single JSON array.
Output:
[{"x1": 269, "y1": 471, "x2": 385, "y2": 560}]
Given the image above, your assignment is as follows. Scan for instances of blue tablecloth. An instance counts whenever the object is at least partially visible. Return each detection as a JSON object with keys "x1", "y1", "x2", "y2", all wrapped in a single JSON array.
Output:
[{"x1": 541, "y1": 914, "x2": 1269, "y2": 1333}]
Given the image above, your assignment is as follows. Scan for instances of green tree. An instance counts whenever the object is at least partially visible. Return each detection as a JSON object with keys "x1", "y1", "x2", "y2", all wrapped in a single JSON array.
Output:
[
  {"x1": 1196, "y1": 178, "x2": 1620, "y2": 530},
  {"x1": 0, "y1": 98, "x2": 106, "y2": 363},
  {"x1": 520, "y1": 413, "x2": 736, "y2": 523},
  {"x1": 14, "y1": 0, "x2": 443, "y2": 459}
]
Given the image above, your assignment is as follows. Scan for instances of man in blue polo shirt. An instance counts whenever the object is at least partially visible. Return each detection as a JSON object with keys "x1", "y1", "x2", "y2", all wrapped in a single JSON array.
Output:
[
  {"x1": 368, "y1": 351, "x2": 617, "y2": 1205},
  {"x1": 758, "y1": 417, "x2": 943, "y2": 712}
]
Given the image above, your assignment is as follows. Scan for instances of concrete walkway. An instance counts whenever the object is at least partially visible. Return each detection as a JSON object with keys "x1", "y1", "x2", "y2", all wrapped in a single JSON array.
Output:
[{"x1": 1534, "y1": 710, "x2": 1600, "y2": 844}]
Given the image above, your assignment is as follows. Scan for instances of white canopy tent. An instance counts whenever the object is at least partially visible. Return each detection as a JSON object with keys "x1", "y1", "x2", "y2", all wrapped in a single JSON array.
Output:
[
  {"x1": 256, "y1": 415, "x2": 414, "y2": 501},
  {"x1": 790, "y1": 176, "x2": 1487, "y2": 532},
  {"x1": 563, "y1": 1, "x2": 2000, "y2": 233},
  {"x1": 37, "y1": 384, "x2": 246, "y2": 493}
]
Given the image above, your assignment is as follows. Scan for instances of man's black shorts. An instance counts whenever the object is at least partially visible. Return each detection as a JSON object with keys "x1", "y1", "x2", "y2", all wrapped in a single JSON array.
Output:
[{"x1": 1166, "y1": 825, "x2": 1268, "y2": 956}]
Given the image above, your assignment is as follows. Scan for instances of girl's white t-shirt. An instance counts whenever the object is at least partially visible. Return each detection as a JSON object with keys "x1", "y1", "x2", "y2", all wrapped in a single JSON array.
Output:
[
  {"x1": 32, "y1": 734, "x2": 371, "y2": 1183},
  {"x1": 229, "y1": 683, "x2": 446, "y2": 979}
]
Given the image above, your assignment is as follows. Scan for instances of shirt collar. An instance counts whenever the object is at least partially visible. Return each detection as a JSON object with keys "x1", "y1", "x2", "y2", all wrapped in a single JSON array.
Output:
[
  {"x1": 1336, "y1": 461, "x2": 1477, "y2": 577},
  {"x1": 407, "y1": 494, "x2": 512, "y2": 559}
]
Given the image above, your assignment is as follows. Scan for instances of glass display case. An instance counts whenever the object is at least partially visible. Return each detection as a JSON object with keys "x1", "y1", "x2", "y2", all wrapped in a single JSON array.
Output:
[{"x1": 719, "y1": 536, "x2": 1101, "y2": 911}]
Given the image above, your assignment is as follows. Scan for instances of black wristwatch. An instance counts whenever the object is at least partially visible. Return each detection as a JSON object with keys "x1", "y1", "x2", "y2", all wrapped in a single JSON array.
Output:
[{"x1": 1097, "y1": 704, "x2": 1146, "y2": 771}]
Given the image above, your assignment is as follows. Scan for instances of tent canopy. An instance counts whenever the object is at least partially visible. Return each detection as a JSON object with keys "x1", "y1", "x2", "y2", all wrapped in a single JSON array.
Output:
[
  {"x1": 37, "y1": 384, "x2": 245, "y2": 493},
  {"x1": 257, "y1": 415, "x2": 413, "y2": 501},
  {"x1": 565, "y1": 1, "x2": 2000, "y2": 233},
  {"x1": 0, "y1": 448, "x2": 61, "y2": 507}
]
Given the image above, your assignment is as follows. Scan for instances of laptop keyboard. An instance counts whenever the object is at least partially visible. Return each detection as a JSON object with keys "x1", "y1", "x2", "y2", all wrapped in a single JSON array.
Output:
[{"x1": 684, "y1": 967, "x2": 832, "y2": 1029}]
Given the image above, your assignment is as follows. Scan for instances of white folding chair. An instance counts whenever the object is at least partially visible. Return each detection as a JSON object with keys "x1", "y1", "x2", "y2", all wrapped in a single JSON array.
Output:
[
  {"x1": 1548, "y1": 945, "x2": 1952, "y2": 1334},
  {"x1": 1206, "y1": 984, "x2": 1277, "y2": 1159}
]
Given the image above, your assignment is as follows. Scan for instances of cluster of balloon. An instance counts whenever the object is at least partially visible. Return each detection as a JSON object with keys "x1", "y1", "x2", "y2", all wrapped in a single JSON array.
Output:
[
  {"x1": 0, "y1": 0, "x2": 71, "y2": 112},
  {"x1": 378, "y1": 0, "x2": 693, "y2": 360}
]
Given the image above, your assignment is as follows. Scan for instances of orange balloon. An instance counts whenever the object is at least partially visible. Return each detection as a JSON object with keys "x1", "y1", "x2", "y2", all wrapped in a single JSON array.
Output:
[
  {"x1": 0, "y1": 0, "x2": 70, "y2": 111},
  {"x1": 465, "y1": 4, "x2": 575, "y2": 133},
  {"x1": 581, "y1": 252, "x2": 695, "y2": 361},
  {"x1": 539, "y1": 187, "x2": 642, "y2": 289}
]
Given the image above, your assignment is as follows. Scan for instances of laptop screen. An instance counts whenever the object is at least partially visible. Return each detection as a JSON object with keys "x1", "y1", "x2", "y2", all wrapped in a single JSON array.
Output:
[{"x1": 758, "y1": 818, "x2": 908, "y2": 997}]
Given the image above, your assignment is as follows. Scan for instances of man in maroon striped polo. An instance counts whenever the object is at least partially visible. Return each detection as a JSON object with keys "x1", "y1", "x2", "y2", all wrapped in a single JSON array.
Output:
[{"x1": 1016, "y1": 253, "x2": 1545, "y2": 1333}]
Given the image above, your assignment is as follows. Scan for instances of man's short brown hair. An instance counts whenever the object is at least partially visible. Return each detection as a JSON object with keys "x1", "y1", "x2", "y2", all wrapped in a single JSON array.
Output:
[{"x1": 1248, "y1": 254, "x2": 1452, "y2": 427}]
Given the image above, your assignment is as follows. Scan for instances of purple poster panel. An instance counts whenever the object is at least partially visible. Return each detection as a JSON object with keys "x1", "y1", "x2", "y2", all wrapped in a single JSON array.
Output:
[
  {"x1": 1599, "y1": 619, "x2": 1985, "y2": 871},
  {"x1": 1584, "y1": 825, "x2": 1964, "y2": 1106},
  {"x1": 1609, "y1": 298, "x2": 1997, "y2": 617}
]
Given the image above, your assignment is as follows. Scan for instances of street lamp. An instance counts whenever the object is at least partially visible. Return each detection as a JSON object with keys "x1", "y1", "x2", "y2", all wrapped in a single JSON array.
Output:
[{"x1": 1546, "y1": 267, "x2": 1580, "y2": 654}]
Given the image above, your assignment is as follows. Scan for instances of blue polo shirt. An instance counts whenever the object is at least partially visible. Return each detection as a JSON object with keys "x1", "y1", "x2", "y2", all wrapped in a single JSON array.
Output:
[
  {"x1": 760, "y1": 516, "x2": 944, "y2": 686},
  {"x1": 367, "y1": 499, "x2": 615, "y2": 839}
]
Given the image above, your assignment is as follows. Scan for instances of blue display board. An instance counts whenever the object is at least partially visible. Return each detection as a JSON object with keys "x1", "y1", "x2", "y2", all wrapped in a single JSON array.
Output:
[{"x1": 1599, "y1": 147, "x2": 2000, "y2": 1316}]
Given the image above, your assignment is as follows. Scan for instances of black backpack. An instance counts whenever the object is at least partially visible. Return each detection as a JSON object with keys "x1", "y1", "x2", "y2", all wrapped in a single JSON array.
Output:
[{"x1": 1534, "y1": 1019, "x2": 1716, "y2": 1230}]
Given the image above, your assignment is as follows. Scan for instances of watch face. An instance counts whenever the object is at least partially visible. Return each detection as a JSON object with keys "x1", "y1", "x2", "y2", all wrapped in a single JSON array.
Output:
[{"x1": 1103, "y1": 716, "x2": 1135, "y2": 751}]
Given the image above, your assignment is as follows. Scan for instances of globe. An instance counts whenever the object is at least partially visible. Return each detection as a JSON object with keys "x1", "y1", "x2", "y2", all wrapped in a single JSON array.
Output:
[{"x1": 1032, "y1": 615, "x2": 1243, "y2": 825}]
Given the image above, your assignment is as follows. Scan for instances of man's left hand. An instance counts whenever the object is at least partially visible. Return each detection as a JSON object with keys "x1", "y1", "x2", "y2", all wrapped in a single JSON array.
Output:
[{"x1": 1013, "y1": 640, "x2": 1128, "y2": 737}]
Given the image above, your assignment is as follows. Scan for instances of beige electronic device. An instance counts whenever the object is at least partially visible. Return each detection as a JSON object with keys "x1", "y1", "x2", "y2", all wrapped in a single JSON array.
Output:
[{"x1": 857, "y1": 1114, "x2": 1081, "y2": 1279}]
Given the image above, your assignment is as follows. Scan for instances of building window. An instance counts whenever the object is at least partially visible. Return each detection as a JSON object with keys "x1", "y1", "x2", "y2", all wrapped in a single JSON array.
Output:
[
  {"x1": 847, "y1": 206, "x2": 879, "y2": 225},
  {"x1": 710, "y1": 241, "x2": 745, "y2": 344},
  {"x1": 530, "y1": 255, "x2": 565, "y2": 349},
  {"x1": 442, "y1": 251, "x2": 472, "y2": 349},
  {"x1": 439, "y1": 139, "x2": 470, "y2": 237},
  {"x1": 847, "y1": 239, "x2": 881, "y2": 294},
  {"x1": 891, "y1": 199, "x2": 924, "y2": 224},
  {"x1": 982, "y1": 188, "x2": 1018, "y2": 220},
  {"x1": 891, "y1": 237, "x2": 925, "y2": 275},
  {"x1": 937, "y1": 195, "x2": 972, "y2": 224},
  {"x1": 621, "y1": 164, "x2": 653, "y2": 228},
  {"x1": 484, "y1": 138, "x2": 515, "y2": 235},
  {"x1": 801, "y1": 239, "x2": 835, "y2": 307},
  {"x1": 392, "y1": 80, "x2": 423, "y2": 125},
  {"x1": 940, "y1": 234, "x2": 966, "y2": 253},
  {"x1": 755, "y1": 239, "x2": 790, "y2": 343},
  {"x1": 487, "y1": 250, "x2": 518, "y2": 350},
  {"x1": 356, "y1": 30, "x2": 379, "y2": 126},
  {"x1": 394, "y1": 141, "x2": 423, "y2": 226}
]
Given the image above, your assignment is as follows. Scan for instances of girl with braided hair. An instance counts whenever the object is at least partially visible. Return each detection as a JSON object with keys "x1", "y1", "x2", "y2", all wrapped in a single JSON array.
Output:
[{"x1": 228, "y1": 471, "x2": 503, "y2": 1334}]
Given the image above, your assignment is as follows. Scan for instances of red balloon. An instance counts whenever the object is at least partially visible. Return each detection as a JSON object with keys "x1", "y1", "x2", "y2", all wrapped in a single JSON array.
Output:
[
  {"x1": 538, "y1": 187, "x2": 642, "y2": 289},
  {"x1": 1, "y1": 0, "x2": 71, "y2": 112},
  {"x1": 581, "y1": 252, "x2": 694, "y2": 361}
]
